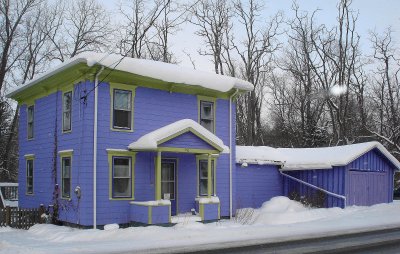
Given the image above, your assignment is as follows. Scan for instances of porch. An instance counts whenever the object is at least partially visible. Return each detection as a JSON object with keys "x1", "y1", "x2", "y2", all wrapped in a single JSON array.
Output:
[{"x1": 127, "y1": 119, "x2": 228, "y2": 225}]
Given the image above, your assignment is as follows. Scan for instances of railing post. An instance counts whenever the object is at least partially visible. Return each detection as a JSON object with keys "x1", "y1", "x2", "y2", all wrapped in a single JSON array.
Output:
[
  {"x1": 6, "y1": 205, "x2": 11, "y2": 226},
  {"x1": 39, "y1": 204, "x2": 45, "y2": 224}
]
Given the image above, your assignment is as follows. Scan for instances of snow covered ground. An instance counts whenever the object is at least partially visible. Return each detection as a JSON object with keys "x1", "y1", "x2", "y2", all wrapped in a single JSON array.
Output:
[{"x1": 1, "y1": 197, "x2": 400, "y2": 254}]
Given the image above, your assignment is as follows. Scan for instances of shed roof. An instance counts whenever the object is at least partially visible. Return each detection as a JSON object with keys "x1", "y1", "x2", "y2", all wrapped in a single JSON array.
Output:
[
  {"x1": 128, "y1": 119, "x2": 229, "y2": 153},
  {"x1": 7, "y1": 52, "x2": 253, "y2": 100},
  {"x1": 237, "y1": 142, "x2": 400, "y2": 171}
]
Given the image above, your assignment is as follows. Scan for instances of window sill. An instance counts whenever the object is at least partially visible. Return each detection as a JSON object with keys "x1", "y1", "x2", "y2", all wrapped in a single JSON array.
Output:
[
  {"x1": 109, "y1": 197, "x2": 135, "y2": 201},
  {"x1": 110, "y1": 127, "x2": 134, "y2": 133}
]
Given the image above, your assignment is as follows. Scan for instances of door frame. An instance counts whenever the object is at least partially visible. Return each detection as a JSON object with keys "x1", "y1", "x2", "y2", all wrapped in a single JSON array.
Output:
[{"x1": 161, "y1": 158, "x2": 178, "y2": 214}]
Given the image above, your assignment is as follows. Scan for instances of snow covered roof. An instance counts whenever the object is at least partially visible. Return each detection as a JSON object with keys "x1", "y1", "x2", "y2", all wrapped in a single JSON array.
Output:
[
  {"x1": 7, "y1": 52, "x2": 253, "y2": 98},
  {"x1": 237, "y1": 141, "x2": 400, "y2": 170},
  {"x1": 128, "y1": 119, "x2": 229, "y2": 153}
]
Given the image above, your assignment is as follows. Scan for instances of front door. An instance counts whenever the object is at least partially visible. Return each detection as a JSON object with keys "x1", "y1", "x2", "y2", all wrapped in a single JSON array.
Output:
[{"x1": 161, "y1": 159, "x2": 177, "y2": 215}]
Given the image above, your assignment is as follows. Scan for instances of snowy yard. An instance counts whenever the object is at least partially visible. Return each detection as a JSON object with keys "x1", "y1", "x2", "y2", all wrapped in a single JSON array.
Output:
[{"x1": 1, "y1": 197, "x2": 400, "y2": 254}]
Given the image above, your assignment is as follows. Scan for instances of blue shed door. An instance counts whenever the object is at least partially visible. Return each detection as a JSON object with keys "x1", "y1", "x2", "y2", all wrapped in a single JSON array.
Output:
[
  {"x1": 347, "y1": 171, "x2": 389, "y2": 206},
  {"x1": 161, "y1": 159, "x2": 177, "y2": 215}
]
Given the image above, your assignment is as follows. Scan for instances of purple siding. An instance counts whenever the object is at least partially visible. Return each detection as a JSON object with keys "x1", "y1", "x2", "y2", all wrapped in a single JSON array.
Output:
[
  {"x1": 345, "y1": 148, "x2": 395, "y2": 206},
  {"x1": 151, "y1": 205, "x2": 170, "y2": 224},
  {"x1": 19, "y1": 81, "x2": 96, "y2": 226},
  {"x1": 159, "y1": 131, "x2": 216, "y2": 150},
  {"x1": 236, "y1": 164, "x2": 283, "y2": 209},
  {"x1": 94, "y1": 84, "x2": 232, "y2": 225},
  {"x1": 283, "y1": 167, "x2": 346, "y2": 208},
  {"x1": 130, "y1": 204, "x2": 148, "y2": 224},
  {"x1": 202, "y1": 203, "x2": 219, "y2": 221}
]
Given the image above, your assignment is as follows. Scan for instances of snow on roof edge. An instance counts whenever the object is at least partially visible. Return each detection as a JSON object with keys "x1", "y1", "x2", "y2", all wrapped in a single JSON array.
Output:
[
  {"x1": 7, "y1": 52, "x2": 254, "y2": 98},
  {"x1": 236, "y1": 142, "x2": 400, "y2": 171},
  {"x1": 128, "y1": 119, "x2": 229, "y2": 153}
]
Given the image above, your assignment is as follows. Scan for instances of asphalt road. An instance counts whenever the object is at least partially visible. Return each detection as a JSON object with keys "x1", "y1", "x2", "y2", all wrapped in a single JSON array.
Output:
[{"x1": 189, "y1": 227, "x2": 400, "y2": 254}]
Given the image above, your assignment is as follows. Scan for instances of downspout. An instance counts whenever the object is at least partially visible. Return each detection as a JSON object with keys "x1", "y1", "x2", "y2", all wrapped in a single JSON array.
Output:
[
  {"x1": 229, "y1": 89, "x2": 239, "y2": 218},
  {"x1": 280, "y1": 171, "x2": 347, "y2": 208},
  {"x1": 93, "y1": 66, "x2": 104, "y2": 229}
]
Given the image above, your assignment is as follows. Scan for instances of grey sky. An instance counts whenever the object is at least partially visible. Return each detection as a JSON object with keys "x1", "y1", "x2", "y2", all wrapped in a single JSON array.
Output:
[{"x1": 100, "y1": 0, "x2": 400, "y2": 72}]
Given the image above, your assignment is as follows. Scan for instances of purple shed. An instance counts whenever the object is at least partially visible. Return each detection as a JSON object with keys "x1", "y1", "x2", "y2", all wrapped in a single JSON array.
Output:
[{"x1": 236, "y1": 142, "x2": 400, "y2": 209}]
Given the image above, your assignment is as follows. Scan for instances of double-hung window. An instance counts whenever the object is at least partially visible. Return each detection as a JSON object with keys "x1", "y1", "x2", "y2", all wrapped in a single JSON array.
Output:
[
  {"x1": 61, "y1": 157, "x2": 71, "y2": 198},
  {"x1": 62, "y1": 91, "x2": 72, "y2": 132},
  {"x1": 112, "y1": 157, "x2": 132, "y2": 198},
  {"x1": 200, "y1": 100, "x2": 215, "y2": 133},
  {"x1": 113, "y1": 89, "x2": 132, "y2": 130},
  {"x1": 198, "y1": 160, "x2": 215, "y2": 196},
  {"x1": 26, "y1": 159, "x2": 34, "y2": 194},
  {"x1": 27, "y1": 105, "x2": 34, "y2": 139}
]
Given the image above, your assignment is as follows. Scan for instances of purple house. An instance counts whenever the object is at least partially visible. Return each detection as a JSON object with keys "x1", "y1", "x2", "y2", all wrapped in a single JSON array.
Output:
[
  {"x1": 7, "y1": 52, "x2": 253, "y2": 228},
  {"x1": 236, "y1": 142, "x2": 400, "y2": 209}
]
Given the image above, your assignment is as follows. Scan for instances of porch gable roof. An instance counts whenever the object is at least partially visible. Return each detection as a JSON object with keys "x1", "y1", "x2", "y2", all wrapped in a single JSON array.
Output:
[{"x1": 128, "y1": 119, "x2": 229, "y2": 154}]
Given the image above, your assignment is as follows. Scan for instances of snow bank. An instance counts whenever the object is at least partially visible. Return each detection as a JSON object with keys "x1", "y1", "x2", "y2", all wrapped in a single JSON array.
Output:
[
  {"x1": 1, "y1": 199, "x2": 400, "y2": 254},
  {"x1": 237, "y1": 141, "x2": 400, "y2": 170},
  {"x1": 128, "y1": 119, "x2": 229, "y2": 153}
]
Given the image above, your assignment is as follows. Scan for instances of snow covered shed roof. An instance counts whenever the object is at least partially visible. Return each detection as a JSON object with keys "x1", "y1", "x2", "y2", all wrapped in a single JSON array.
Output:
[
  {"x1": 237, "y1": 142, "x2": 400, "y2": 171},
  {"x1": 128, "y1": 119, "x2": 229, "y2": 153},
  {"x1": 7, "y1": 52, "x2": 253, "y2": 101}
]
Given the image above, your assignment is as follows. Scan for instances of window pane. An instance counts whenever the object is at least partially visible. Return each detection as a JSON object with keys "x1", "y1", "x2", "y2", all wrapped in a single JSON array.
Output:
[
  {"x1": 200, "y1": 180, "x2": 207, "y2": 196},
  {"x1": 28, "y1": 106, "x2": 34, "y2": 122},
  {"x1": 200, "y1": 120, "x2": 213, "y2": 133},
  {"x1": 113, "y1": 110, "x2": 131, "y2": 128},
  {"x1": 162, "y1": 163, "x2": 174, "y2": 181},
  {"x1": 63, "y1": 112, "x2": 71, "y2": 131},
  {"x1": 113, "y1": 158, "x2": 130, "y2": 177},
  {"x1": 62, "y1": 179, "x2": 71, "y2": 198},
  {"x1": 63, "y1": 92, "x2": 72, "y2": 112},
  {"x1": 114, "y1": 90, "x2": 131, "y2": 110},
  {"x1": 113, "y1": 178, "x2": 131, "y2": 197},
  {"x1": 27, "y1": 161, "x2": 33, "y2": 176},
  {"x1": 201, "y1": 101, "x2": 213, "y2": 119}
]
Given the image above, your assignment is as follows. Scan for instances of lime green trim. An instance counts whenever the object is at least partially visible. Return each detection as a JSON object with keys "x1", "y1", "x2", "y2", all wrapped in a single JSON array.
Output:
[
  {"x1": 25, "y1": 156, "x2": 34, "y2": 195},
  {"x1": 148, "y1": 206, "x2": 152, "y2": 224},
  {"x1": 207, "y1": 155, "x2": 212, "y2": 197},
  {"x1": 155, "y1": 152, "x2": 162, "y2": 200},
  {"x1": 107, "y1": 149, "x2": 136, "y2": 200},
  {"x1": 11, "y1": 63, "x2": 95, "y2": 104},
  {"x1": 197, "y1": 95, "x2": 217, "y2": 134},
  {"x1": 196, "y1": 155, "x2": 217, "y2": 197},
  {"x1": 157, "y1": 147, "x2": 220, "y2": 154},
  {"x1": 199, "y1": 203, "x2": 204, "y2": 220},
  {"x1": 157, "y1": 127, "x2": 224, "y2": 152},
  {"x1": 59, "y1": 152, "x2": 73, "y2": 200},
  {"x1": 109, "y1": 83, "x2": 136, "y2": 132},
  {"x1": 9, "y1": 63, "x2": 248, "y2": 104},
  {"x1": 24, "y1": 154, "x2": 35, "y2": 159},
  {"x1": 62, "y1": 88, "x2": 73, "y2": 134}
]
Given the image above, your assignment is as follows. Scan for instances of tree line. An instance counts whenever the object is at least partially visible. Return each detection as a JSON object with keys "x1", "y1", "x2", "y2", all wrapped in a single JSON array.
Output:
[{"x1": 0, "y1": 0, "x2": 399, "y2": 182}]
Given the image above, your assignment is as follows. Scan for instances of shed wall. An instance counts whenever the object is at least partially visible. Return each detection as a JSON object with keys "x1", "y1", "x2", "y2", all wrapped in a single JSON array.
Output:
[{"x1": 236, "y1": 164, "x2": 283, "y2": 209}]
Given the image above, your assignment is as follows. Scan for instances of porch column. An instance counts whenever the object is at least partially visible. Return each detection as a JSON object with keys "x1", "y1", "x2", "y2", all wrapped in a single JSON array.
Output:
[
  {"x1": 207, "y1": 154, "x2": 212, "y2": 198},
  {"x1": 156, "y1": 151, "x2": 162, "y2": 200}
]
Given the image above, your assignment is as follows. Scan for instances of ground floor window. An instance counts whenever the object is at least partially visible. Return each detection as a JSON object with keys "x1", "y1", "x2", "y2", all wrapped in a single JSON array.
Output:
[
  {"x1": 112, "y1": 156, "x2": 132, "y2": 198},
  {"x1": 198, "y1": 159, "x2": 215, "y2": 196},
  {"x1": 61, "y1": 157, "x2": 71, "y2": 198},
  {"x1": 26, "y1": 159, "x2": 34, "y2": 194}
]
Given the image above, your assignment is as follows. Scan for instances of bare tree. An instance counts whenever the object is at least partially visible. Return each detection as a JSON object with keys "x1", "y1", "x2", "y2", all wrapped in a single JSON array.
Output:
[
  {"x1": 233, "y1": 0, "x2": 282, "y2": 145},
  {"x1": 188, "y1": 0, "x2": 232, "y2": 74},
  {"x1": 118, "y1": 0, "x2": 171, "y2": 59},
  {"x1": 368, "y1": 28, "x2": 400, "y2": 155}
]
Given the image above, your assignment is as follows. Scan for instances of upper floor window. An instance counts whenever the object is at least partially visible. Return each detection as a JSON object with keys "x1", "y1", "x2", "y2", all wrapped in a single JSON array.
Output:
[
  {"x1": 61, "y1": 156, "x2": 71, "y2": 199},
  {"x1": 26, "y1": 159, "x2": 34, "y2": 194},
  {"x1": 113, "y1": 89, "x2": 132, "y2": 130},
  {"x1": 62, "y1": 91, "x2": 72, "y2": 132},
  {"x1": 200, "y1": 100, "x2": 214, "y2": 133},
  {"x1": 27, "y1": 105, "x2": 34, "y2": 139}
]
